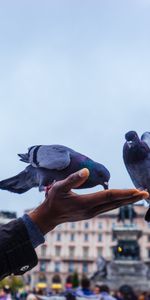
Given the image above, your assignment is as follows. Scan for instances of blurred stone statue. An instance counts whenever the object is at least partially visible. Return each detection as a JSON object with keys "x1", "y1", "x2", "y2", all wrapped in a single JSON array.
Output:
[
  {"x1": 91, "y1": 256, "x2": 107, "y2": 279},
  {"x1": 118, "y1": 204, "x2": 137, "y2": 224}
]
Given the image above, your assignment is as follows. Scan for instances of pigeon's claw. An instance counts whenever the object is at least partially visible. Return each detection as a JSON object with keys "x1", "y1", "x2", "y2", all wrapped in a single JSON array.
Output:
[
  {"x1": 44, "y1": 185, "x2": 51, "y2": 197},
  {"x1": 44, "y1": 181, "x2": 56, "y2": 197}
]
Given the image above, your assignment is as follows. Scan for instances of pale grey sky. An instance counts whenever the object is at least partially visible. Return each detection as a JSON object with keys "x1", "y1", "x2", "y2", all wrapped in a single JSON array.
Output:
[{"x1": 0, "y1": 0, "x2": 150, "y2": 215}]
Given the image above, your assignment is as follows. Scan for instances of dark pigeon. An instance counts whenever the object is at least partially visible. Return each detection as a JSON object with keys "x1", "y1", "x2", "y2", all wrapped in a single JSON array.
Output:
[
  {"x1": 0, "y1": 144, "x2": 110, "y2": 194},
  {"x1": 123, "y1": 131, "x2": 150, "y2": 221}
]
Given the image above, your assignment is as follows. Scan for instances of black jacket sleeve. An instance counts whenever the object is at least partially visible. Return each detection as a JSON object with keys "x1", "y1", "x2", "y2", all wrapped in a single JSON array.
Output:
[{"x1": 0, "y1": 218, "x2": 38, "y2": 280}]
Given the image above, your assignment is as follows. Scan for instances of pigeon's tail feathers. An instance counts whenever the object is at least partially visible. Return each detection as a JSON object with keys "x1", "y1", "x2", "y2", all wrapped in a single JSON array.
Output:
[
  {"x1": 18, "y1": 153, "x2": 29, "y2": 163},
  {"x1": 0, "y1": 169, "x2": 35, "y2": 194}
]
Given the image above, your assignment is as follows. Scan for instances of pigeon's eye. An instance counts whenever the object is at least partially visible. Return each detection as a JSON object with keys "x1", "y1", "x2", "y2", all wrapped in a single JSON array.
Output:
[{"x1": 99, "y1": 173, "x2": 103, "y2": 178}]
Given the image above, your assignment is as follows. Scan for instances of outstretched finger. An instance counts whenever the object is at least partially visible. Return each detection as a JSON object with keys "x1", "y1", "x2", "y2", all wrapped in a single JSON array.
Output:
[
  {"x1": 81, "y1": 189, "x2": 149, "y2": 208},
  {"x1": 55, "y1": 168, "x2": 90, "y2": 192},
  {"x1": 87, "y1": 192, "x2": 149, "y2": 217},
  {"x1": 106, "y1": 189, "x2": 149, "y2": 203}
]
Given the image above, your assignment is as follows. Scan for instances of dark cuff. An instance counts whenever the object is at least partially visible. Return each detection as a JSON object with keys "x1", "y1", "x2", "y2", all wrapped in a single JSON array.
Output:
[
  {"x1": 0, "y1": 218, "x2": 38, "y2": 279},
  {"x1": 22, "y1": 214, "x2": 45, "y2": 248}
]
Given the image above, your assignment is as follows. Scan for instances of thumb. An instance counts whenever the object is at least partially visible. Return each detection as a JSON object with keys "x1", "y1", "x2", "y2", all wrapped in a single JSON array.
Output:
[{"x1": 57, "y1": 168, "x2": 90, "y2": 192}]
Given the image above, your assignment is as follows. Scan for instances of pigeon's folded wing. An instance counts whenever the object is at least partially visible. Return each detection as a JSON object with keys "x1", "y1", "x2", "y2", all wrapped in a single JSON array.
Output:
[
  {"x1": 141, "y1": 132, "x2": 150, "y2": 149},
  {"x1": 33, "y1": 145, "x2": 71, "y2": 170},
  {"x1": 124, "y1": 163, "x2": 143, "y2": 189}
]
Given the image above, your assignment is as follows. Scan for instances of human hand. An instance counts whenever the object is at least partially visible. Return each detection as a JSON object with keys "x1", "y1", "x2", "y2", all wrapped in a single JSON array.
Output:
[{"x1": 29, "y1": 168, "x2": 149, "y2": 234}]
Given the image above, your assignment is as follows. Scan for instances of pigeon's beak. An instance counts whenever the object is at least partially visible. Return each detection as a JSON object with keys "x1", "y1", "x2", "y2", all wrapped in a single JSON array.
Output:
[
  {"x1": 103, "y1": 182, "x2": 109, "y2": 190},
  {"x1": 127, "y1": 141, "x2": 133, "y2": 148}
]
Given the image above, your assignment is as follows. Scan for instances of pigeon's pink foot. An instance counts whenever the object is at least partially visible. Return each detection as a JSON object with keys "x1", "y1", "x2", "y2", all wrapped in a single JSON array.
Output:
[{"x1": 44, "y1": 181, "x2": 56, "y2": 197}]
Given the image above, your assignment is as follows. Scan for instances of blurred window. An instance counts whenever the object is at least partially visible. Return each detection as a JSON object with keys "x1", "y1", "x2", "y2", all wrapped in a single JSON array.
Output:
[
  {"x1": 69, "y1": 246, "x2": 75, "y2": 258},
  {"x1": 97, "y1": 247, "x2": 102, "y2": 256},
  {"x1": 68, "y1": 262, "x2": 74, "y2": 272},
  {"x1": 82, "y1": 262, "x2": 88, "y2": 273},
  {"x1": 70, "y1": 233, "x2": 75, "y2": 241},
  {"x1": 41, "y1": 245, "x2": 46, "y2": 257},
  {"x1": 56, "y1": 233, "x2": 61, "y2": 241},
  {"x1": 98, "y1": 233, "x2": 102, "y2": 242},
  {"x1": 70, "y1": 222, "x2": 76, "y2": 229},
  {"x1": 83, "y1": 246, "x2": 89, "y2": 258},
  {"x1": 55, "y1": 246, "x2": 61, "y2": 256},
  {"x1": 98, "y1": 222, "x2": 102, "y2": 229},
  {"x1": 54, "y1": 262, "x2": 61, "y2": 272},
  {"x1": 40, "y1": 261, "x2": 46, "y2": 272},
  {"x1": 84, "y1": 222, "x2": 89, "y2": 229},
  {"x1": 84, "y1": 233, "x2": 88, "y2": 241}
]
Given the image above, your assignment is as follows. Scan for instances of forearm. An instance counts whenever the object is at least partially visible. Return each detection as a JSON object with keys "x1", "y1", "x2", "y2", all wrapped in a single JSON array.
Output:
[
  {"x1": 0, "y1": 210, "x2": 47, "y2": 280},
  {"x1": 21, "y1": 199, "x2": 58, "y2": 250},
  {"x1": 0, "y1": 218, "x2": 38, "y2": 280},
  {"x1": 28, "y1": 198, "x2": 57, "y2": 235}
]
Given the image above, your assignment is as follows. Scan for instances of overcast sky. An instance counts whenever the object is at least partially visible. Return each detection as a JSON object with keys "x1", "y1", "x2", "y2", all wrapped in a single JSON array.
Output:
[{"x1": 0, "y1": 0, "x2": 150, "y2": 216}]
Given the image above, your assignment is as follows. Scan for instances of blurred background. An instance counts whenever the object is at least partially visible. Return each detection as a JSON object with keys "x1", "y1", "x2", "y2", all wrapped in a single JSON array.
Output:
[
  {"x1": 0, "y1": 0, "x2": 150, "y2": 300},
  {"x1": 0, "y1": 0, "x2": 150, "y2": 214}
]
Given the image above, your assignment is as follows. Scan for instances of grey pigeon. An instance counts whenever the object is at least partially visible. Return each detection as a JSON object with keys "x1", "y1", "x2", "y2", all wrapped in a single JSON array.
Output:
[
  {"x1": 0, "y1": 144, "x2": 110, "y2": 194},
  {"x1": 123, "y1": 131, "x2": 150, "y2": 221}
]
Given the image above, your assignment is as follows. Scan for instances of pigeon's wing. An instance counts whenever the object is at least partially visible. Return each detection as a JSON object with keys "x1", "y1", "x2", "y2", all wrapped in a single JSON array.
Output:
[
  {"x1": 30, "y1": 145, "x2": 71, "y2": 170},
  {"x1": 0, "y1": 165, "x2": 39, "y2": 194},
  {"x1": 125, "y1": 163, "x2": 143, "y2": 189},
  {"x1": 141, "y1": 132, "x2": 150, "y2": 149},
  {"x1": 126, "y1": 157, "x2": 150, "y2": 191},
  {"x1": 123, "y1": 143, "x2": 147, "y2": 189}
]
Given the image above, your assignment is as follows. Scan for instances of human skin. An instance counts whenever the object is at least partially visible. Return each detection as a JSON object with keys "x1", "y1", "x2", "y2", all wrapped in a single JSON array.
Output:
[{"x1": 29, "y1": 168, "x2": 149, "y2": 235}]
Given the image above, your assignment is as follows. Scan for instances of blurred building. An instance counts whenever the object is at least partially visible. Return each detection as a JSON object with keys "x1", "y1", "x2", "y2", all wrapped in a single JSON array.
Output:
[{"x1": 27, "y1": 205, "x2": 150, "y2": 287}]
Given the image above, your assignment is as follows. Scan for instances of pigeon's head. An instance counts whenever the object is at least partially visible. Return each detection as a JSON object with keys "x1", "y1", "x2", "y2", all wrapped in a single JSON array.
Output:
[
  {"x1": 125, "y1": 131, "x2": 138, "y2": 142},
  {"x1": 96, "y1": 164, "x2": 110, "y2": 190},
  {"x1": 125, "y1": 131, "x2": 139, "y2": 147}
]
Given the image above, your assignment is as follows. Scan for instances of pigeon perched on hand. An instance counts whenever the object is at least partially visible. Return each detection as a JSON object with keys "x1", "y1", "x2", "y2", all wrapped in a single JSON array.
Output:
[
  {"x1": 123, "y1": 131, "x2": 150, "y2": 221},
  {"x1": 0, "y1": 145, "x2": 110, "y2": 194}
]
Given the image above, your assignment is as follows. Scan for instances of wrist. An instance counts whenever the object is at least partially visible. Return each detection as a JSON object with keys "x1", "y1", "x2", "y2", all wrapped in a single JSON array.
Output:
[
  {"x1": 28, "y1": 200, "x2": 57, "y2": 235},
  {"x1": 22, "y1": 214, "x2": 45, "y2": 247}
]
